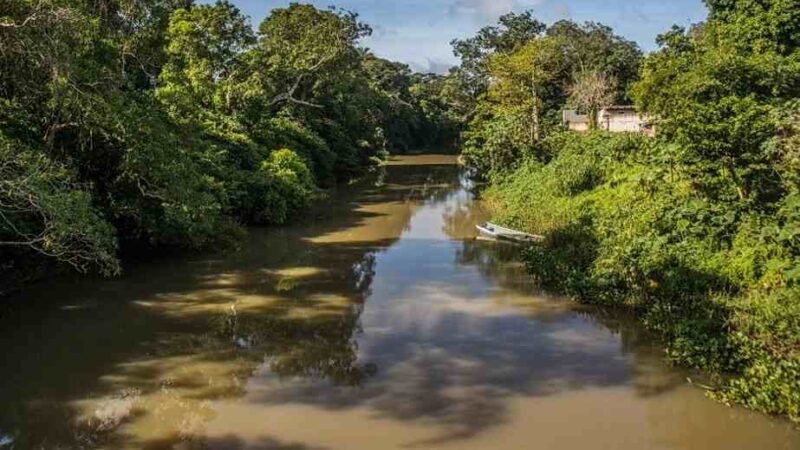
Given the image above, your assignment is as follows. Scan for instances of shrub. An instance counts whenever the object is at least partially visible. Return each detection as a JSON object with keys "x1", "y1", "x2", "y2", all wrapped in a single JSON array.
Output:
[{"x1": 255, "y1": 149, "x2": 317, "y2": 225}]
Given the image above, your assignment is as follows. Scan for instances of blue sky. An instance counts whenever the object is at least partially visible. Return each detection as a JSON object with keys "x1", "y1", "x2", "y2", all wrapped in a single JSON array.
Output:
[{"x1": 207, "y1": 0, "x2": 709, "y2": 73}]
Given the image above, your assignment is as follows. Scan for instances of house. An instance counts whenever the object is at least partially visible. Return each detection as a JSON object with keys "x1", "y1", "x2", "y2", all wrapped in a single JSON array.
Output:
[
  {"x1": 562, "y1": 110, "x2": 590, "y2": 132},
  {"x1": 563, "y1": 106, "x2": 655, "y2": 136}
]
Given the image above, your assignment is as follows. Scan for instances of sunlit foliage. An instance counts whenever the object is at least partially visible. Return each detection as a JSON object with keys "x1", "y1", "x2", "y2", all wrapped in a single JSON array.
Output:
[{"x1": 468, "y1": 2, "x2": 800, "y2": 421}]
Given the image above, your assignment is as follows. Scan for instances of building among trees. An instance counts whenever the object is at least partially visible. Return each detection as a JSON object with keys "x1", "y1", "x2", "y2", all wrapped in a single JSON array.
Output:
[{"x1": 563, "y1": 106, "x2": 655, "y2": 136}]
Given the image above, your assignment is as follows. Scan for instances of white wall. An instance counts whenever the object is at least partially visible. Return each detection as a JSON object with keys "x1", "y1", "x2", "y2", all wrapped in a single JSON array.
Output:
[
  {"x1": 568, "y1": 122, "x2": 589, "y2": 132},
  {"x1": 600, "y1": 110, "x2": 646, "y2": 132}
]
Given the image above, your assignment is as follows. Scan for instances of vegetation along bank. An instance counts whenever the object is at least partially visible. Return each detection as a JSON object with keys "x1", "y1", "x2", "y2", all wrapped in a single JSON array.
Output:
[
  {"x1": 0, "y1": 1, "x2": 463, "y2": 291},
  {"x1": 459, "y1": 2, "x2": 800, "y2": 421}
]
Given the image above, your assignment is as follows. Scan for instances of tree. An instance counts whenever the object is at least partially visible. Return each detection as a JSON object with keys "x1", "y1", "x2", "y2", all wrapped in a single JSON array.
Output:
[
  {"x1": 157, "y1": 0, "x2": 255, "y2": 120},
  {"x1": 632, "y1": 1, "x2": 799, "y2": 205},
  {"x1": 253, "y1": 3, "x2": 371, "y2": 112},
  {"x1": 0, "y1": 0, "x2": 464, "y2": 284},
  {"x1": 568, "y1": 70, "x2": 617, "y2": 130},
  {"x1": 450, "y1": 11, "x2": 546, "y2": 98},
  {"x1": 0, "y1": 134, "x2": 119, "y2": 275},
  {"x1": 547, "y1": 20, "x2": 642, "y2": 103},
  {"x1": 458, "y1": 18, "x2": 643, "y2": 176}
]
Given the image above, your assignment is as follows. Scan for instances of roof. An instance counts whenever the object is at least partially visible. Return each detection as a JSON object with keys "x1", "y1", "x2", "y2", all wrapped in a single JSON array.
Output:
[{"x1": 601, "y1": 105, "x2": 637, "y2": 112}]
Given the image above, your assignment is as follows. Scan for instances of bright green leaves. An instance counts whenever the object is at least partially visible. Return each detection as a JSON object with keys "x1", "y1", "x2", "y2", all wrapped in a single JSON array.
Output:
[
  {"x1": 473, "y1": 0, "x2": 800, "y2": 421},
  {"x1": 257, "y1": 4, "x2": 369, "y2": 73},
  {"x1": 459, "y1": 15, "x2": 643, "y2": 178},
  {"x1": 252, "y1": 4, "x2": 369, "y2": 113},
  {"x1": 158, "y1": 1, "x2": 254, "y2": 120},
  {"x1": 255, "y1": 148, "x2": 316, "y2": 225},
  {"x1": 634, "y1": 2, "x2": 800, "y2": 206},
  {"x1": 485, "y1": 131, "x2": 800, "y2": 419},
  {"x1": 451, "y1": 11, "x2": 546, "y2": 96},
  {"x1": 2, "y1": 1, "x2": 453, "y2": 284},
  {"x1": 705, "y1": 0, "x2": 800, "y2": 53}
]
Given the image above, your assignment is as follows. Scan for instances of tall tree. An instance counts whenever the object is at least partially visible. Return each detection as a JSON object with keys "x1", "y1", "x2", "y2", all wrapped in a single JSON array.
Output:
[
  {"x1": 633, "y1": 0, "x2": 800, "y2": 205},
  {"x1": 157, "y1": 1, "x2": 254, "y2": 119},
  {"x1": 450, "y1": 11, "x2": 546, "y2": 98},
  {"x1": 488, "y1": 38, "x2": 568, "y2": 144},
  {"x1": 253, "y1": 3, "x2": 371, "y2": 112},
  {"x1": 547, "y1": 20, "x2": 642, "y2": 102},
  {"x1": 568, "y1": 70, "x2": 617, "y2": 129}
]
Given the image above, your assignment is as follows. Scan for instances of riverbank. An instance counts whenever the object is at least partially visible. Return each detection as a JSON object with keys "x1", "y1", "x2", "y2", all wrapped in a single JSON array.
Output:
[
  {"x1": 480, "y1": 131, "x2": 800, "y2": 422},
  {"x1": 1, "y1": 2, "x2": 464, "y2": 300},
  {"x1": 0, "y1": 152, "x2": 432, "y2": 302}
]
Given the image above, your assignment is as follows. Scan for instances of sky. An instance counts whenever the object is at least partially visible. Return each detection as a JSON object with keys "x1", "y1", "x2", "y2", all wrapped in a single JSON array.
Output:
[{"x1": 206, "y1": 0, "x2": 709, "y2": 74}]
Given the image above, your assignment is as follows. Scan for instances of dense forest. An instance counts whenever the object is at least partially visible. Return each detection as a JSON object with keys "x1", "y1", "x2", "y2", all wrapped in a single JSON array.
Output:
[
  {"x1": 0, "y1": 0, "x2": 463, "y2": 289},
  {"x1": 1, "y1": 0, "x2": 799, "y2": 424},
  {"x1": 457, "y1": 2, "x2": 799, "y2": 421}
]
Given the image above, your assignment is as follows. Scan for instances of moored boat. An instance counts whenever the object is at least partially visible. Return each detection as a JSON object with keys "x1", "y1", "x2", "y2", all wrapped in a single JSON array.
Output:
[{"x1": 476, "y1": 222, "x2": 544, "y2": 244}]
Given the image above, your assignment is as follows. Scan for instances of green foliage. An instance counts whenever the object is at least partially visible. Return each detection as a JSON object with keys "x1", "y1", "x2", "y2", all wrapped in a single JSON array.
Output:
[
  {"x1": 546, "y1": 21, "x2": 643, "y2": 103},
  {"x1": 466, "y1": 1, "x2": 800, "y2": 421},
  {"x1": 0, "y1": 133, "x2": 119, "y2": 276},
  {"x1": 109, "y1": 98, "x2": 229, "y2": 249},
  {"x1": 459, "y1": 15, "x2": 643, "y2": 177},
  {"x1": 256, "y1": 117, "x2": 335, "y2": 184},
  {"x1": 256, "y1": 149, "x2": 316, "y2": 225},
  {"x1": 0, "y1": 0, "x2": 459, "y2": 285},
  {"x1": 451, "y1": 11, "x2": 547, "y2": 96},
  {"x1": 157, "y1": 0, "x2": 255, "y2": 121},
  {"x1": 721, "y1": 288, "x2": 800, "y2": 422},
  {"x1": 486, "y1": 130, "x2": 800, "y2": 421},
  {"x1": 462, "y1": 110, "x2": 537, "y2": 178}
]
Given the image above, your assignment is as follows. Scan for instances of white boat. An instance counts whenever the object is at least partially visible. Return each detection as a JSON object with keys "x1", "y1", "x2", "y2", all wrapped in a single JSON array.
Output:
[{"x1": 476, "y1": 222, "x2": 544, "y2": 244}]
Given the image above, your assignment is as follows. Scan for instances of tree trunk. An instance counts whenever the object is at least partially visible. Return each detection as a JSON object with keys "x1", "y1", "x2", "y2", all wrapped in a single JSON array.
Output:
[
  {"x1": 588, "y1": 108, "x2": 598, "y2": 131},
  {"x1": 530, "y1": 70, "x2": 540, "y2": 144}
]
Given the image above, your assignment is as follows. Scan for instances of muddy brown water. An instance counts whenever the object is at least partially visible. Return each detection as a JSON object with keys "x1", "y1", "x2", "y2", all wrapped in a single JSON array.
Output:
[{"x1": 0, "y1": 155, "x2": 798, "y2": 450}]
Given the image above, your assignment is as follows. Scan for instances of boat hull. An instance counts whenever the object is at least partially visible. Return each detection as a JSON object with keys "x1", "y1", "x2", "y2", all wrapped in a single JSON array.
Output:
[{"x1": 476, "y1": 223, "x2": 544, "y2": 244}]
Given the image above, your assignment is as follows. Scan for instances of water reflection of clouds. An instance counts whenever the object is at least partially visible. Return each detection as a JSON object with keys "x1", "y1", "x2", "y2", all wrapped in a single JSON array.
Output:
[
  {"x1": 199, "y1": 168, "x2": 677, "y2": 446},
  {"x1": 230, "y1": 233, "x2": 634, "y2": 444}
]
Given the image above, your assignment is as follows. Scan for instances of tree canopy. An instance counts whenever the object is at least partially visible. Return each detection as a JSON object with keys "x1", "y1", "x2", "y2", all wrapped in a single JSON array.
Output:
[
  {"x1": 0, "y1": 0, "x2": 460, "y2": 284},
  {"x1": 457, "y1": 15, "x2": 643, "y2": 176}
]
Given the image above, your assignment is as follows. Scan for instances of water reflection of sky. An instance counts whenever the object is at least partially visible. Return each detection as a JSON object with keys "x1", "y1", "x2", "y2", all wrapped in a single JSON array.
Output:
[{"x1": 233, "y1": 177, "x2": 632, "y2": 444}]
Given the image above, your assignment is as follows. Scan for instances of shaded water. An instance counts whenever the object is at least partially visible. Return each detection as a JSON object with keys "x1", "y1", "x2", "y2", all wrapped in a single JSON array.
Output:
[{"x1": 0, "y1": 155, "x2": 798, "y2": 449}]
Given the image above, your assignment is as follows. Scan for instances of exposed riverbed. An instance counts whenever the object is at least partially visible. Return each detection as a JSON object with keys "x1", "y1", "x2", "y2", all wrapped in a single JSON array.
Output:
[{"x1": 0, "y1": 155, "x2": 797, "y2": 449}]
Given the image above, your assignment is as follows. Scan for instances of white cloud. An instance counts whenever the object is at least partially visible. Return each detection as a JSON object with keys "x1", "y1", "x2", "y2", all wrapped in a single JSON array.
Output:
[
  {"x1": 450, "y1": 0, "x2": 515, "y2": 22},
  {"x1": 409, "y1": 58, "x2": 455, "y2": 75},
  {"x1": 448, "y1": 0, "x2": 545, "y2": 24}
]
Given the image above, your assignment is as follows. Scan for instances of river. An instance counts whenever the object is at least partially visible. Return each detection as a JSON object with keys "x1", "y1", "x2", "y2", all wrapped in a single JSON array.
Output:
[{"x1": 0, "y1": 155, "x2": 797, "y2": 449}]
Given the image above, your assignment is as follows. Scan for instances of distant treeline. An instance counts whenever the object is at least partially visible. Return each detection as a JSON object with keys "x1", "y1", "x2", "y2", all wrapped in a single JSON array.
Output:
[
  {"x1": 0, "y1": 1, "x2": 463, "y2": 287},
  {"x1": 454, "y1": 3, "x2": 800, "y2": 421}
]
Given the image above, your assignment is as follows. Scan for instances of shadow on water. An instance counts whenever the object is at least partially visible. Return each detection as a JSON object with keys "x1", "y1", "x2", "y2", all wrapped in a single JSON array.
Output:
[
  {"x1": 0, "y1": 155, "x2": 797, "y2": 450},
  {"x1": 0, "y1": 165, "x2": 437, "y2": 448}
]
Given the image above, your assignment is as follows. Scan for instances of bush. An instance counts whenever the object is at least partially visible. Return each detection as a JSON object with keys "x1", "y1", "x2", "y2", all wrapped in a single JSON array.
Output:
[
  {"x1": 255, "y1": 149, "x2": 317, "y2": 225},
  {"x1": 255, "y1": 118, "x2": 336, "y2": 186},
  {"x1": 721, "y1": 287, "x2": 800, "y2": 422}
]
